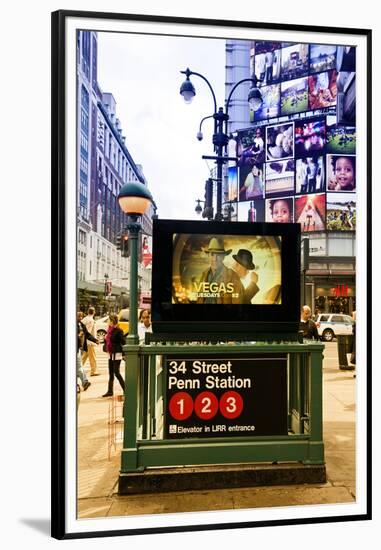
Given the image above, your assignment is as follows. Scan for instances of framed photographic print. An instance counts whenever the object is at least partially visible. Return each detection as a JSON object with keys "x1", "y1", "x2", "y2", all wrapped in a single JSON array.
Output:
[{"x1": 51, "y1": 9, "x2": 371, "y2": 539}]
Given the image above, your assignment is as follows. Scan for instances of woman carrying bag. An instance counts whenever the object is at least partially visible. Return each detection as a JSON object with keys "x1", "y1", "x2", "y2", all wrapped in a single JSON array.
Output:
[{"x1": 102, "y1": 314, "x2": 126, "y2": 397}]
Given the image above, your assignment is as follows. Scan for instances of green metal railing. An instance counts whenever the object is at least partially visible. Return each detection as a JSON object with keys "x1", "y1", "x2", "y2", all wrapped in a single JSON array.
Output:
[{"x1": 119, "y1": 341, "x2": 325, "y2": 474}]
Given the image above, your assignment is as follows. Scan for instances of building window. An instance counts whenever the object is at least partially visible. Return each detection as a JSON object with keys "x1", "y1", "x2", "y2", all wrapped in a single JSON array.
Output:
[
  {"x1": 81, "y1": 31, "x2": 90, "y2": 79},
  {"x1": 308, "y1": 234, "x2": 327, "y2": 256},
  {"x1": 78, "y1": 229, "x2": 87, "y2": 245},
  {"x1": 327, "y1": 234, "x2": 354, "y2": 256},
  {"x1": 79, "y1": 170, "x2": 88, "y2": 219},
  {"x1": 104, "y1": 129, "x2": 108, "y2": 154},
  {"x1": 80, "y1": 153, "x2": 88, "y2": 175},
  {"x1": 92, "y1": 35, "x2": 97, "y2": 88},
  {"x1": 81, "y1": 84, "x2": 89, "y2": 111}
]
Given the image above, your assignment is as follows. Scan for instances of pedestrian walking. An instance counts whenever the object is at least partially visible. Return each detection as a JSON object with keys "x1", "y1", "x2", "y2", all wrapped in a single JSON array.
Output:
[
  {"x1": 102, "y1": 314, "x2": 126, "y2": 397},
  {"x1": 81, "y1": 307, "x2": 99, "y2": 376},
  {"x1": 77, "y1": 311, "x2": 97, "y2": 391}
]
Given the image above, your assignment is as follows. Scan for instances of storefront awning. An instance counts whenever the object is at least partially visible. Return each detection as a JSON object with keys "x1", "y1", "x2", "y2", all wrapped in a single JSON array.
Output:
[
  {"x1": 306, "y1": 269, "x2": 356, "y2": 276},
  {"x1": 78, "y1": 279, "x2": 128, "y2": 296}
]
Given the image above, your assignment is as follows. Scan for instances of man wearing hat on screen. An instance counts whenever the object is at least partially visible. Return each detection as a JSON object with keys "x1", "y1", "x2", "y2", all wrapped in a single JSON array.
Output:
[
  {"x1": 232, "y1": 249, "x2": 260, "y2": 304},
  {"x1": 196, "y1": 237, "x2": 244, "y2": 304}
]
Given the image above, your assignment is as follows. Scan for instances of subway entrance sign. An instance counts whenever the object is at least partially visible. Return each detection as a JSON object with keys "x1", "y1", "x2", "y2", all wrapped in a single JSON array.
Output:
[{"x1": 164, "y1": 354, "x2": 288, "y2": 439}]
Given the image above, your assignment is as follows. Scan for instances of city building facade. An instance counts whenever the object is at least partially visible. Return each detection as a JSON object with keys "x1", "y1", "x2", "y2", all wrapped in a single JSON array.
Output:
[
  {"x1": 225, "y1": 40, "x2": 356, "y2": 314},
  {"x1": 76, "y1": 30, "x2": 153, "y2": 313}
]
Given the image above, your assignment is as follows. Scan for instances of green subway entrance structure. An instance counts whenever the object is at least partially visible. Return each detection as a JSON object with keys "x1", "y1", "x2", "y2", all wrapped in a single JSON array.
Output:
[{"x1": 119, "y1": 340, "x2": 325, "y2": 494}]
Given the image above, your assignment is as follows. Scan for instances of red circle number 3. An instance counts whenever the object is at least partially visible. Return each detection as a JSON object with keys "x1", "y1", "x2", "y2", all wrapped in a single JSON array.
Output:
[
  {"x1": 219, "y1": 391, "x2": 243, "y2": 419},
  {"x1": 194, "y1": 391, "x2": 219, "y2": 420},
  {"x1": 169, "y1": 392, "x2": 193, "y2": 421}
]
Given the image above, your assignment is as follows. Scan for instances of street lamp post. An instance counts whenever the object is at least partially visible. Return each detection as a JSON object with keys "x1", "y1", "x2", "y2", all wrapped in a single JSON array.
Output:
[
  {"x1": 180, "y1": 67, "x2": 263, "y2": 221},
  {"x1": 117, "y1": 181, "x2": 154, "y2": 345}
]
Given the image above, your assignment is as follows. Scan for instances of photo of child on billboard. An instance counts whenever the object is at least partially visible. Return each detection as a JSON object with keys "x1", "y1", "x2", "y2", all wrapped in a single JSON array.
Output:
[
  {"x1": 265, "y1": 197, "x2": 294, "y2": 223},
  {"x1": 172, "y1": 234, "x2": 282, "y2": 305},
  {"x1": 327, "y1": 154, "x2": 356, "y2": 191}
]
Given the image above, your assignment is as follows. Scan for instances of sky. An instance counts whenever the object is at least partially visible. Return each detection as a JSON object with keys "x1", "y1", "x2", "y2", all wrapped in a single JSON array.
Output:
[{"x1": 97, "y1": 32, "x2": 226, "y2": 220}]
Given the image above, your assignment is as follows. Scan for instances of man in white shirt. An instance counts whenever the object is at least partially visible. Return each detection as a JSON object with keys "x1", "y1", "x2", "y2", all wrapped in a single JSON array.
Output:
[
  {"x1": 138, "y1": 309, "x2": 152, "y2": 344},
  {"x1": 81, "y1": 307, "x2": 99, "y2": 376}
]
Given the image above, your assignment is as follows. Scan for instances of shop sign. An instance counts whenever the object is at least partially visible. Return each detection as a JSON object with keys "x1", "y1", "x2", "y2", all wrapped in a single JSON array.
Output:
[
  {"x1": 164, "y1": 354, "x2": 287, "y2": 439},
  {"x1": 332, "y1": 284, "x2": 349, "y2": 297}
]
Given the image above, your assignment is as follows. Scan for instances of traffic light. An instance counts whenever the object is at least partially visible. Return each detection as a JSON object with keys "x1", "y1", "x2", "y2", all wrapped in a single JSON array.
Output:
[
  {"x1": 121, "y1": 234, "x2": 130, "y2": 258},
  {"x1": 203, "y1": 178, "x2": 214, "y2": 220},
  {"x1": 116, "y1": 233, "x2": 122, "y2": 250}
]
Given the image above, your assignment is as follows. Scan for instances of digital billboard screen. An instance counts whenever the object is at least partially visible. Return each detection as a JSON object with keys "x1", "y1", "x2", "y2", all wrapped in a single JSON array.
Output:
[{"x1": 152, "y1": 219, "x2": 301, "y2": 338}]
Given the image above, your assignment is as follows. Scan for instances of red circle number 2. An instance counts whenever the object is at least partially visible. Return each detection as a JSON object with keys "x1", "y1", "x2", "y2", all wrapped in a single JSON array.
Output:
[
  {"x1": 169, "y1": 392, "x2": 193, "y2": 421},
  {"x1": 194, "y1": 392, "x2": 219, "y2": 420},
  {"x1": 219, "y1": 391, "x2": 243, "y2": 419}
]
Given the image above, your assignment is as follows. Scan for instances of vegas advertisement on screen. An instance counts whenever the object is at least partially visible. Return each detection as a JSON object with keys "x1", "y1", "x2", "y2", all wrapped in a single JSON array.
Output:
[{"x1": 172, "y1": 233, "x2": 282, "y2": 305}]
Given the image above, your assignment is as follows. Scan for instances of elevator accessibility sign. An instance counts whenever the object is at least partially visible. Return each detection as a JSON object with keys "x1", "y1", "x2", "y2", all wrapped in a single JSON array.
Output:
[{"x1": 164, "y1": 354, "x2": 287, "y2": 439}]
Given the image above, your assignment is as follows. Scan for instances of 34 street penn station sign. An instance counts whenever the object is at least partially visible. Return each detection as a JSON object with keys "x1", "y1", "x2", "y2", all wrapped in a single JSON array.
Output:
[{"x1": 164, "y1": 354, "x2": 288, "y2": 439}]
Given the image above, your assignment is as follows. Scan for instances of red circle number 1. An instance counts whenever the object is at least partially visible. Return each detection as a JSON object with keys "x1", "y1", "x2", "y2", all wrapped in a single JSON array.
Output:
[
  {"x1": 219, "y1": 391, "x2": 243, "y2": 419},
  {"x1": 169, "y1": 392, "x2": 193, "y2": 421}
]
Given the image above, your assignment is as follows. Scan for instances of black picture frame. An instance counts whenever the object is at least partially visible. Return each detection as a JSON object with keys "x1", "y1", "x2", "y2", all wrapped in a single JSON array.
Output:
[{"x1": 52, "y1": 9, "x2": 372, "y2": 540}]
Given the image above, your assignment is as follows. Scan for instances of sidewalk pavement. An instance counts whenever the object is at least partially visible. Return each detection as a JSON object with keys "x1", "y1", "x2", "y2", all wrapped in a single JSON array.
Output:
[{"x1": 77, "y1": 342, "x2": 356, "y2": 518}]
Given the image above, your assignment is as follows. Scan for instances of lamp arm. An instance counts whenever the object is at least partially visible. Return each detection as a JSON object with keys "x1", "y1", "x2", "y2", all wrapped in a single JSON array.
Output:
[
  {"x1": 199, "y1": 114, "x2": 215, "y2": 133},
  {"x1": 226, "y1": 77, "x2": 258, "y2": 113},
  {"x1": 225, "y1": 77, "x2": 260, "y2": 133}
]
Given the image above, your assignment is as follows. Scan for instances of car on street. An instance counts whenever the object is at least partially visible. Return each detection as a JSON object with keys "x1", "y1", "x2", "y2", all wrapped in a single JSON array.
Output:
[
  {"x1": 315, "y1": 313, "x2": 354, "y2": 341},
  {"x1": 94, "y1": 309, "x2": 131, "y2": 342}
]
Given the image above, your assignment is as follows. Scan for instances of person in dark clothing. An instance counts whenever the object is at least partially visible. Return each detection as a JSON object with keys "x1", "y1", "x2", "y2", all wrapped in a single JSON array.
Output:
[
  {"x1": 77, "y1": 311, "x2": 98, "y2": 391},
  {"x1": 102, "y1": 313, "x2": 126, "y2": 397},
  {"x1": 299, "y1": 305, "x2": 319, "y2": 340},
  {"x1": 350, "y1": 310, "x2": 356, "y2": 365}
]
